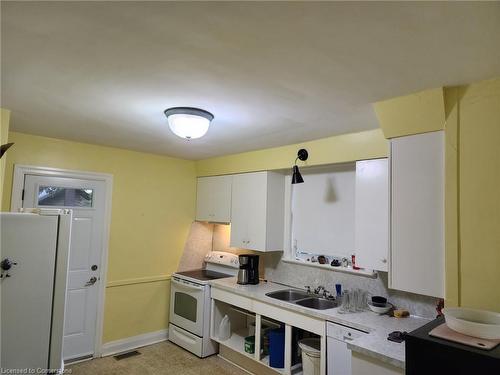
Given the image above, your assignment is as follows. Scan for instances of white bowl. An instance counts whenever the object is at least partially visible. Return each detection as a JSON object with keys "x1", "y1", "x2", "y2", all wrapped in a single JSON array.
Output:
[
  {"x1": 443, "y1": 307, "x2": 500, "y2": 339},
  {"x1": 367, "y1": 301, "x2": 392, "y2": 315}
]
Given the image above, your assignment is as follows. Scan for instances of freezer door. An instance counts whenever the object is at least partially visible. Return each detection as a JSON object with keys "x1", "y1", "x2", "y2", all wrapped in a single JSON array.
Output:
[{"x1": 1, "y1": 213, "x2": 59, "y2": 370}]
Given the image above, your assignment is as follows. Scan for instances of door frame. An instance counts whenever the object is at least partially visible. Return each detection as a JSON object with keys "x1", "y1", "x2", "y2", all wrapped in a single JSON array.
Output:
[{"x1": 11, "y1": 164, "x2": 113, "y2": 358}]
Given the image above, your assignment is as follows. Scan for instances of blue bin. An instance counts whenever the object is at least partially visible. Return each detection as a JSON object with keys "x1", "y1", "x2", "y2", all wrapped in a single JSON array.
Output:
[{"x1": 268, "y1": 327, "x2": 285, "y2": 368}]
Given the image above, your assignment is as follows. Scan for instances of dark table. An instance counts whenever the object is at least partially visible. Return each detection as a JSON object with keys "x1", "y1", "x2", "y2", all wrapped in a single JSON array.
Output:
[{"x1": 405, "y1": 317, "x2": 500, "y2": 374}]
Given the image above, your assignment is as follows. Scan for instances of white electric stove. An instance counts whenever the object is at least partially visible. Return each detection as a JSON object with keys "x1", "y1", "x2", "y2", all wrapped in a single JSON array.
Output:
[{"x1": 169, "y1": 251, "x2": 239, "y2": 357}]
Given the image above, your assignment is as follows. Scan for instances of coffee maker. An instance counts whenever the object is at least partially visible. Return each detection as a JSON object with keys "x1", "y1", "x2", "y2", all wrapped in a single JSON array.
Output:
[{"x1": 237, "y1": 254, "x2": 259, "y2": 285}]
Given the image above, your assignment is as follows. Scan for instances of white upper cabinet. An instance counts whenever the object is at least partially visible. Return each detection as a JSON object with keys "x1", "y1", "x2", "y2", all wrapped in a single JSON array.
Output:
[
  {"x1": 355, "y1": 158, "x2": 389, "y2": 272},
  {"x1": 390, "y1": 131, "x2": 445, "y2": 298},
  {"x1": 196, "y1": 175, "x2": 232, "y2": 223},
  {"x1": 230, "y1": 171, "x2": 285, "y2": 252}
]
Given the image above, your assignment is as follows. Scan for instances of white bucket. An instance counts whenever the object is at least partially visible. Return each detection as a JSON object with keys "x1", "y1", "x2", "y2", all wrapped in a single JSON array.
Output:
[{"x1": 298, "y1": 338, "x2": 321, "y2": 375}]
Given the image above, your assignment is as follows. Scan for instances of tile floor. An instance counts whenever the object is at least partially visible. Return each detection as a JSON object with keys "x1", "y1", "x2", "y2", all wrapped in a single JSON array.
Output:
[{"x1": 68, "y1": 341, "x2": 247, "y2": 375}]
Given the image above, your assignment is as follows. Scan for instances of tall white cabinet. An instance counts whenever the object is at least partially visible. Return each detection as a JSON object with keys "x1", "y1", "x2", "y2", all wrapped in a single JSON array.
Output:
[
  {"x1": 355, "y1": 158, "x2": 389, "y2": 272},
  {"x1": 195, "y1": 175, "x2": 232, "y2": 223},
  {"x1": 230, "y1": 171, "x2": 285, "y2": 251},
  {"x1": 390, "y1": 131, "x2": 445, "y2": 298}
]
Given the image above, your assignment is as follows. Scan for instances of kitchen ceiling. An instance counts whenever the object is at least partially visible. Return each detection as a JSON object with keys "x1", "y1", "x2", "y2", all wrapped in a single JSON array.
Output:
[{"x1": 2, "y1": 1, "x2": 500, "y2": 160}]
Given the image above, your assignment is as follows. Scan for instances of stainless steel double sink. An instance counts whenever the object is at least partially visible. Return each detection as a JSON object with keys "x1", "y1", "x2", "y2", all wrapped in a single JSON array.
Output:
[{"x1": 265, "y1": 289, "x2": 338, "y2": 310}]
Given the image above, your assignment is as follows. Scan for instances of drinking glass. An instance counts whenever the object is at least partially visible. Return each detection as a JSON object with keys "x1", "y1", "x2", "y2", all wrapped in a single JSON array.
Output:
[
  {"x1": 339, "y1": 290, "x2": 350, "y2": 314},
  {"x1": 356, "y1": 289, "x2": 367, "y2": 311},
  {"x1": 349, "y1": 289, "x2": 358, "y2": 312}
]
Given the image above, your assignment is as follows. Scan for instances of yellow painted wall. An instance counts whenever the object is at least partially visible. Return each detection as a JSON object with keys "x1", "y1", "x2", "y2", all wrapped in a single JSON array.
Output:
[
  {"x1": 196, "y1": 129, "x2": 388, "y2": 176},
  {"x1": 104, "y1": 280, "x2": 170, "y2": 342},
  {"x1": 2, "y1": 131, "x2": 197, "y2": 342},
  {"x1": 373, "y1": 87, "x2": 445, "y2": 139},
  {"x1": 454, "y1": 78, "x2": 500, "y2": 312},
  {"x1": 377, "y1": 79, "x2": 500, "y2": 312},
  {"x1": 0, "y1": 109, "x2": 11, "y2": 210},
  {"x1": 443, "y1": 87, "x2": 460, "y2": 308}
]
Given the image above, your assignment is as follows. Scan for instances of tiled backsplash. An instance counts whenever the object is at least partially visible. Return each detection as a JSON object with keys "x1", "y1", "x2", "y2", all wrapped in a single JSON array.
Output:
[
  {"x1": 263, "y1": 251, "x2": 438, "y2": 319},
  {"x1": 178, "y1": 222, "x2": 438, "y2": 319},
  {"x1": 177, "y1": 222, "x2": 265, "y2": 274}
]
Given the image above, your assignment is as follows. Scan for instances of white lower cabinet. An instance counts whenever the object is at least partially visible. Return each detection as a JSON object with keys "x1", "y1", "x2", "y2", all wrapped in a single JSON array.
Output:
[
  {"x1": 210, "y1": 287, "x2": 326, "y2": 375},
  {"x1": 351, "y1": 352, "x2": 403, "y2": 375},
  {"x1": 326, "y1": 321, "x2": 368, "y2": 375}
]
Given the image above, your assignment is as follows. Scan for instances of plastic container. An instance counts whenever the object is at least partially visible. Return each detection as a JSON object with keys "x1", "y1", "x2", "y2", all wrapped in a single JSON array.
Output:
[
  {"x1": 218, "y1": 315, "x2": 231, "y2": 341},
  {"x1": 268, "y1": 328, "x2": 285, "y2": 368},
  {"x1": 443, "y1": 307, "x2": 500, "y2": 339},
  {"x1": 298, "y1": 338, "x2": 321, "y2": 375},
  {"x1": 244, "y1": 335, "x2": 255, "y2": 354}
]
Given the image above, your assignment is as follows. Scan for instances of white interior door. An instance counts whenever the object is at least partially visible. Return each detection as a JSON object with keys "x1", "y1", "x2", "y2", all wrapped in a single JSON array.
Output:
[{"x1": 23, "y1": 175, "x2": 106, "y2": 361}]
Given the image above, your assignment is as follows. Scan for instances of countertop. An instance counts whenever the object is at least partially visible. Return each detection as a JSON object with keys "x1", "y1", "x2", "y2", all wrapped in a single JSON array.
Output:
[{"x1": 209, "y1": 277, "x2": 431, "y2": 369}]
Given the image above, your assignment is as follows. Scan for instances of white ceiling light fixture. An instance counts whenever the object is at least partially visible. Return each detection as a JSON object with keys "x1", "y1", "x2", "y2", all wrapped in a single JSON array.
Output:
[{"x1": 164, "y1": 107, "x2": 214, "y2": 140}]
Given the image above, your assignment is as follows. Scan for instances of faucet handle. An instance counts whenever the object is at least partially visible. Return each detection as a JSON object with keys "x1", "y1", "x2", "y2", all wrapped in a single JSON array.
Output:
[
  {"x1": 305, "y1": 286, "x2": 312, "y2": 293},
  {"x1": 314, "y1": 285, "x2": 325, "y2": 294}
]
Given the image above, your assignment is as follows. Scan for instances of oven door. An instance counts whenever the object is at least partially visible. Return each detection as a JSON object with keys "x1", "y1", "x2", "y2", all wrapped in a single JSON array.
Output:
[{"x1": 170, "y1": 277, "x2": 206, "y2": 337}]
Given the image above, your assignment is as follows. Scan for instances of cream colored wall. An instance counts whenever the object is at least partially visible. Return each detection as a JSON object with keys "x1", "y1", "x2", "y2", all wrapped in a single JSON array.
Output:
[
  {"x1": 196, "y1": 129, "x2": 388, "y2": 176},
  {"x1": 0, "y1": 109, "x2": 11, "y2": 210},
  {"x1": 373, "y1": 87, "x2": 445, "y2": 139},
  {"x1": 2, "y1": 131, "x2": 197, "y2": 342}
]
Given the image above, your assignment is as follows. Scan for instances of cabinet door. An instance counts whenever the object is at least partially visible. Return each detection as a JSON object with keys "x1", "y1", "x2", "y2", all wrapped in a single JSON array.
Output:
[
  {"x1": 209, "y1": 175, "x2": 232, "y2": 222},
  {"x1": 230, "y1": 172, "x2": 268, "y2": 250},
  {"x1": 390, "y1": 131, "x2": 444, "y2": 298},
  {"x1": 196, "y1": 177, "x2": 213, "y2": 221},
  {"x1": 355, "y1": 159, "x2": 389, "y2": 271},
  {"x1": 196, "y1": 176, "x2": 232, "y2": 222}
]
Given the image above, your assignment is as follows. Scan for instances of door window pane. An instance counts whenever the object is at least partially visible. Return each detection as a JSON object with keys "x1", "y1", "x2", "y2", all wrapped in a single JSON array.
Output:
[
  {"x1": 38, "y1": 186, "x2": 93, "y2": 207},
  {"x1": 174, "y1": 292, "x2": 197, "y2": 322}
]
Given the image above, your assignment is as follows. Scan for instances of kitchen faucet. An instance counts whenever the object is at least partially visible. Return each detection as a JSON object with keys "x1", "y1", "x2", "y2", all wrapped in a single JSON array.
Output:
[
  {"x1": 304, "y1": 285, "x2": 336, "y2": 299},
  {"x1": 314, "y1": 285, "x2": 326, "y2": 295}
]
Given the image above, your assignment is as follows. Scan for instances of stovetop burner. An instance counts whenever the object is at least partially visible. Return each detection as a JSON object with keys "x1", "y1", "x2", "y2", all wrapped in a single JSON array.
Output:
[{"x1": 175, "y1": 269, "x2": 232, "y2": 282}]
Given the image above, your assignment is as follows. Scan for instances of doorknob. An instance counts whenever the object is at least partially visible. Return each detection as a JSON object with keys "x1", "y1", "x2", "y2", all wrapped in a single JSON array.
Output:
[
  {"x1": 85, "y1": 276, "x2": 98, "y2": 286},
  {"x1": 0, "y1": 258, "x2": 18, "y2": 279},
  {"x1": 1, "y1": 258, "x2": 17, "y2": 271}
]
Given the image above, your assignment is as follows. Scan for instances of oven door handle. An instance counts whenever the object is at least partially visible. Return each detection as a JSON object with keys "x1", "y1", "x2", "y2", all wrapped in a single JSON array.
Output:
[{"x1": 171, "y1": 277, "x2": 205, "y2": 291}]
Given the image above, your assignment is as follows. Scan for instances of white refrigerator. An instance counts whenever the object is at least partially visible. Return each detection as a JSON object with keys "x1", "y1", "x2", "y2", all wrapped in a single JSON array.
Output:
[{"x1": 0, "y1": 209, "x2": 72, "y2": 372}]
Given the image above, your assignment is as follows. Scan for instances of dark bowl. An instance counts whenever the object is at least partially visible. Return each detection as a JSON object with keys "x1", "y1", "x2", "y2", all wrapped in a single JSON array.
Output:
[{"x1": 371, "y1": 296, "x2": 387, "y2": 307}]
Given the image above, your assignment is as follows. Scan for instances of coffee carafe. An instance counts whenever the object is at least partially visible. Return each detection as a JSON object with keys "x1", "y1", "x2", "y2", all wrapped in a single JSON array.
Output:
[{"x1": 237, "y1": 254, "x2": 259, "y2": 285}]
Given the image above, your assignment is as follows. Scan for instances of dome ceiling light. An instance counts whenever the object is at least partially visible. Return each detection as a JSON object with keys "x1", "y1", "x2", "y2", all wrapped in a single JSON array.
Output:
[{"x1": 164, "y1": 107, "x2": 214, "y2": 140}]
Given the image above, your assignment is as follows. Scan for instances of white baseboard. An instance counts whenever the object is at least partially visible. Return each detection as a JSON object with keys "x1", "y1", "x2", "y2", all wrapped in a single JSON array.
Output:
[{"x1": 100, "y1": 329, "x2": 168, "y2": 357}]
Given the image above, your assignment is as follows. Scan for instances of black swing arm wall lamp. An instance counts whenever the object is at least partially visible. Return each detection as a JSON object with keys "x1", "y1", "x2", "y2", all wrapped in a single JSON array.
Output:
[{"x1": 291, "y1": 148, "x2": 309, "y2": 184}]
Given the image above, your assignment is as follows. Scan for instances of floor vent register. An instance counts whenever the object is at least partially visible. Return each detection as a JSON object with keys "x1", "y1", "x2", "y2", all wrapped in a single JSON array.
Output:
[{"x1": 114, "y1": 350, "x2": 141, "y2": 361}]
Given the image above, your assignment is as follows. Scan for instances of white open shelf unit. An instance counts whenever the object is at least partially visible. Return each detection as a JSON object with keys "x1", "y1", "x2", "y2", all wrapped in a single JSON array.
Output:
[{"x1": 210, "y1": 287, "x2": 327, "y2": 375}]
